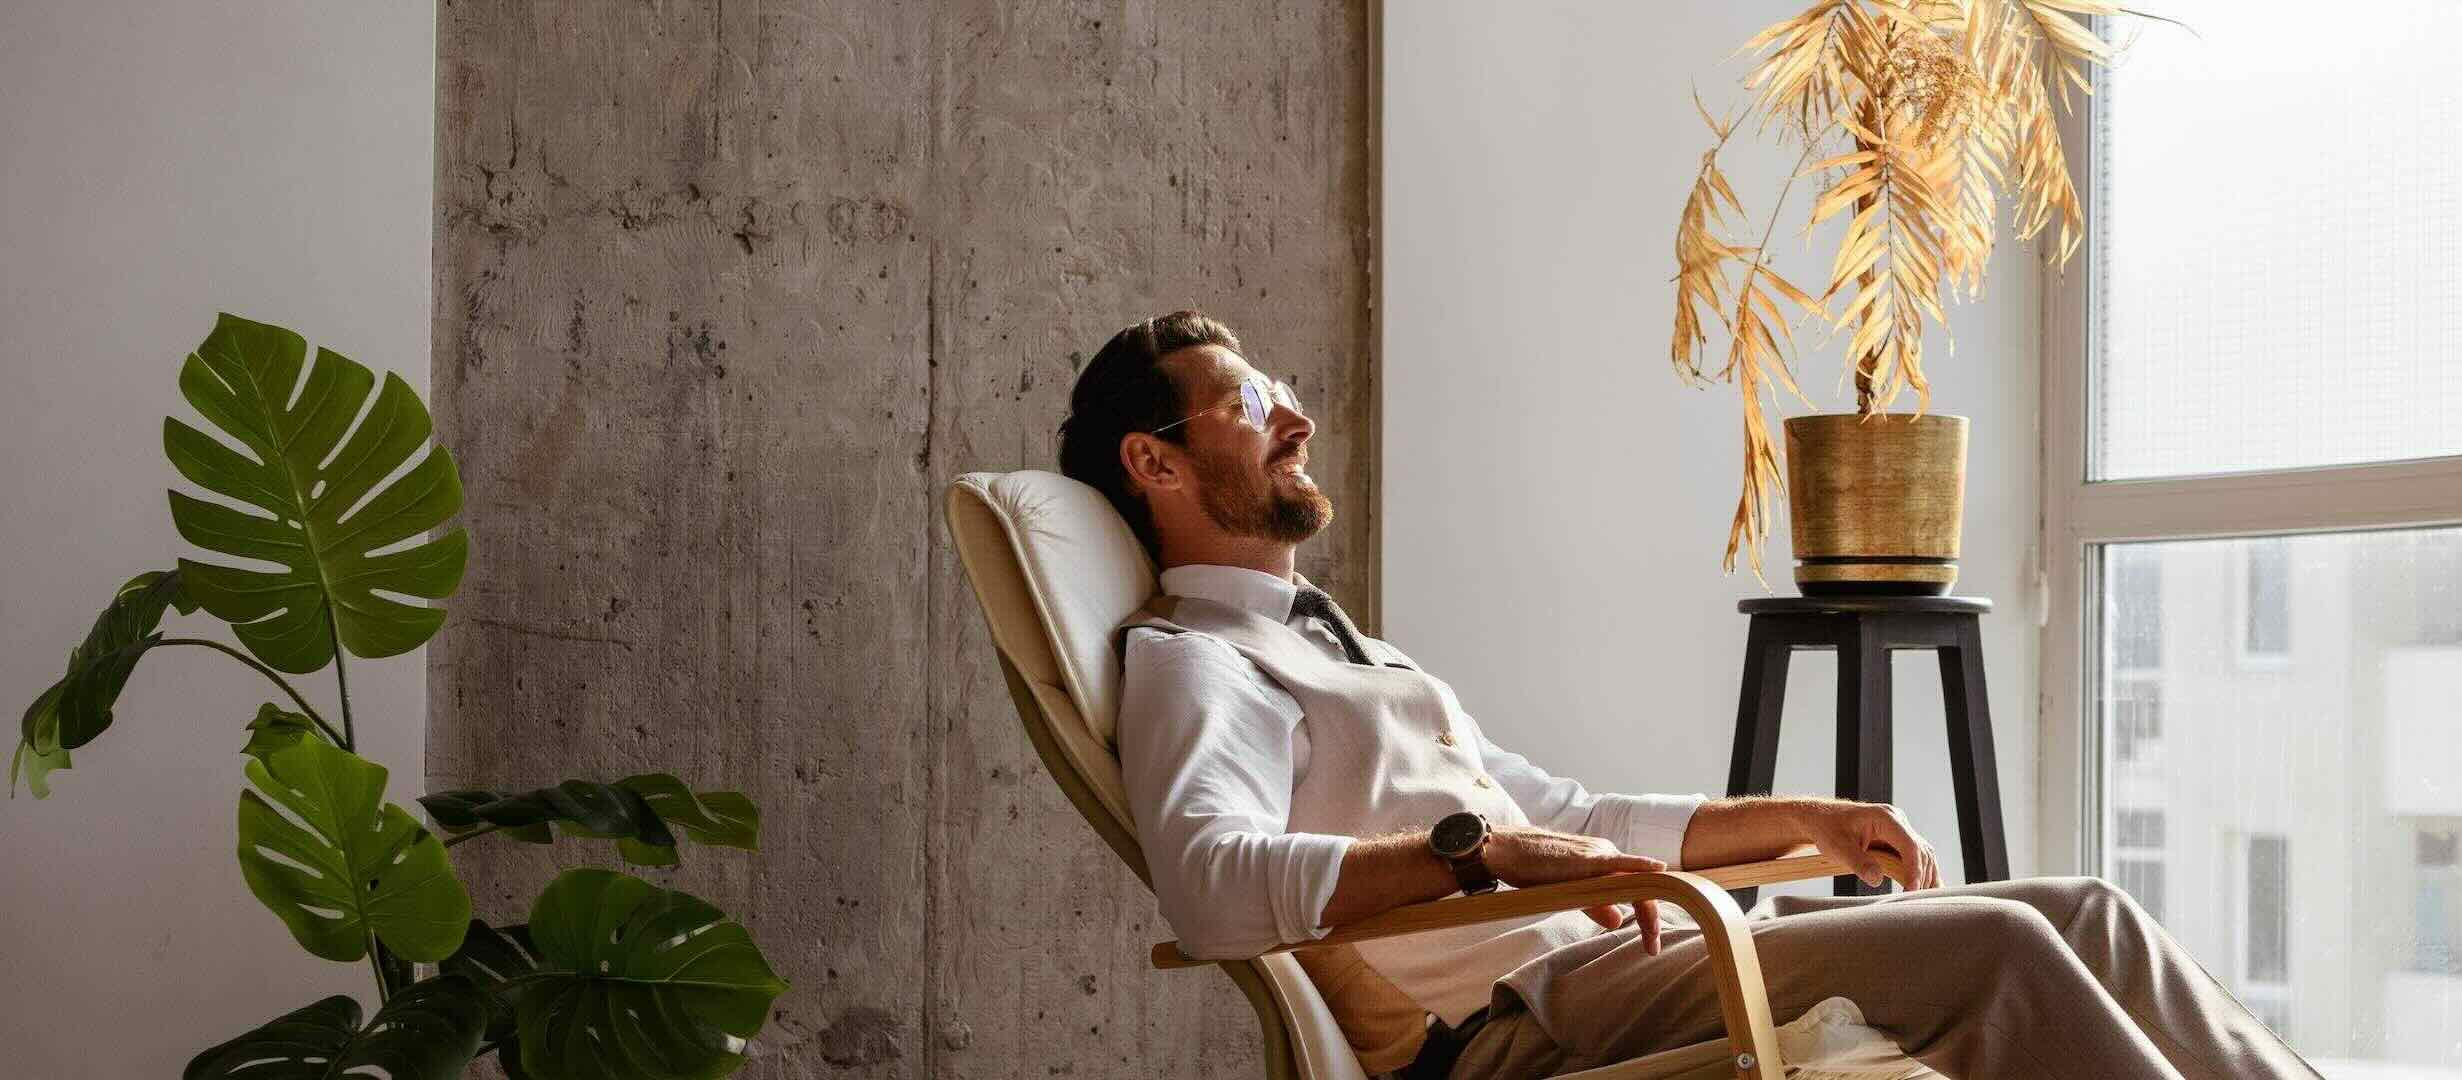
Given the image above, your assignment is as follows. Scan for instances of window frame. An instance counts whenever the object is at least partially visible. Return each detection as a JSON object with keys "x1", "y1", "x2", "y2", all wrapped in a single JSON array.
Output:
[{"x1": 2035, "y1": 30, "x2": 2462, "y2": 878}]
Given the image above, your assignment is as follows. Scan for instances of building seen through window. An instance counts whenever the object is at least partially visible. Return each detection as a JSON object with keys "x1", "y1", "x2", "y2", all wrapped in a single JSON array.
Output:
[{"x1": 2084, "y1": 1, "x2": 2462, "y2": 1070}]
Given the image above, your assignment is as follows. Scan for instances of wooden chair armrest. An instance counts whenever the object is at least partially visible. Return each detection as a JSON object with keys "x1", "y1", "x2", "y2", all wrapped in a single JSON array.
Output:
[
  {"x1": 1149, "y1": 852, "x2": 1857, "y2": 970},
  {"x1": 1149, "y1": 853, "x2": 1878, "y2": 1080}
]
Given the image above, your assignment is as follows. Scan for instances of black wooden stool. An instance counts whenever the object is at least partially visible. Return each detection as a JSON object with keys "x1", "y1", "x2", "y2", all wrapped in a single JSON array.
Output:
[{"x1": 1724, "y1": 595, "x2": 2009, "y2": 906}]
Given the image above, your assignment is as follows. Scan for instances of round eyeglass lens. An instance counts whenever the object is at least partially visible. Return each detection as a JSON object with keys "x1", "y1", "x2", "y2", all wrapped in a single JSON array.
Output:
[{"x1": 1240, "y1": 379, "x2": 1270, "y2": 430}]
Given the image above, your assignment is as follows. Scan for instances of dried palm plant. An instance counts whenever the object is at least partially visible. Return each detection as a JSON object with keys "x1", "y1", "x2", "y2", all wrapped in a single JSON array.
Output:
[{"x1": 1674, "y1": 0, "x2": 2135, "y2": 577}]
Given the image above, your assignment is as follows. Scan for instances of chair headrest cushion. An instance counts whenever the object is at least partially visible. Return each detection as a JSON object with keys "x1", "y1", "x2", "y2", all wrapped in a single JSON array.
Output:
[{"x1": 945, "y1": 470, "x2": 1155, "y2": 743}]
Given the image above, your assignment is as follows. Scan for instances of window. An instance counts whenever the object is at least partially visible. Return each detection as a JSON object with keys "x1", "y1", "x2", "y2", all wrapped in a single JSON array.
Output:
[
  {"x1": 2414, "y1": 534, "x2": 2462, "y2": 645},
  {"x1": 2110, "y1": 545, "x2": 2163, "y2": 671},
  {"x1": 2115, "y1": 809, "x2": 2165, "y2": 848},
  {"x1": 2418, "y1": 827, "x2": 2460, "y2": 975},
  {"x1": 2087, "y1": 5, "x2": 2462, "y2": 481},
  {"x1": 2238, "y1": 538, "x2": 2290, "y2": 664},
  {"x1": 2045, "y1": 4, "x2": 2462, "y2": 1068},
  {"x1": 2220, "y1": 832, "x2": 2295, "y2": 1040},
  {"x1": 2420, "y1": 829, "x2": 2460, "y2": 867},
  {"x1": 2084, "y1": 531, "x2": 2459, "y2": 1060},
  {"x1": 2105, "y1": 545, "x2": 2164, "y2": 764},
  {"x1": 2108, "y1": 677, "x2": 2162, "y2": 766},
  {"x1": 2245, "y1": 834, "x2": 2290, "y2": 984},
  {"x1": 2114, "y1": 859, "x2": 2166, "y2": 925},
  {"x1": 2111, "y1": 809, "x2": 2168, "y2": 923}
]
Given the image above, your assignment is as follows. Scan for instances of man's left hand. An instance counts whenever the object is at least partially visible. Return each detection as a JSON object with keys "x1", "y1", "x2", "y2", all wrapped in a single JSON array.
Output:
[{"x1": 1798, "y1": 800, "x2": 1940, "y2": 892}]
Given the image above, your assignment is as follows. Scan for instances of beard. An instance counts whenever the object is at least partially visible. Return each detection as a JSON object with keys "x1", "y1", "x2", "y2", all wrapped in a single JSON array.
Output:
[{"x1": 1193, "y1": 445, "x2": 1334, "y2": 543}]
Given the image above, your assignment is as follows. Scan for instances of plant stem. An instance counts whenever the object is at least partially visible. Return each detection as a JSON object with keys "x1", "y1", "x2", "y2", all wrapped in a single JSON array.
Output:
[
  {"x1": 442, "y1": 821, "x2": 508, "y2": 848},
  {"x1": 156, "y1": 638, "x2": 349, "y2": 749},
  {"x1": 367, "y1": 933, "x2": 392, "y2": 1004},
  {"x1": 1723, "y1": 132, "x2": 1829, "y2": 396},
  {"x1": 1851, "y1": 92, "x2": 1885, "y2": 417},
  {"x1": 1853, "y1": 22, "x2": 1899, "y2": 419},
  {"x1": 381, "y1": 943, "x2": 414, "y2": 997},
  {"x1": 324, "y1": 608, "x2": 356, "y2": 752},
  {"x1": 1853, "y1": 183, "x2": 1880, "y2": 417}
]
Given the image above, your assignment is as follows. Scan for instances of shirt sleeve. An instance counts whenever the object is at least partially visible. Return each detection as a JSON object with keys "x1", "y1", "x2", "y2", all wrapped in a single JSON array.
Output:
[
  {"x1": 1476, "y1": 731, "x2": 1707, "y2": 869},
  {"x1": 1116, "y1": 629, "x2": 1354, "y2": 960}
]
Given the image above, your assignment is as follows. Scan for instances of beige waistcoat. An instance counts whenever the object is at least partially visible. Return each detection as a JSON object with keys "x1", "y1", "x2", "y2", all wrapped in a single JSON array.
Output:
[{"x1": 1118, "y1": 581, "x2": 1602, "y2": 1073}]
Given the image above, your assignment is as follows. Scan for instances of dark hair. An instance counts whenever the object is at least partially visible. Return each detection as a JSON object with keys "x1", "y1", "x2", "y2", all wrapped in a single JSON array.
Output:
[{"x1": 1058, "y1": 310, "x2": 1243, "y2": 560}]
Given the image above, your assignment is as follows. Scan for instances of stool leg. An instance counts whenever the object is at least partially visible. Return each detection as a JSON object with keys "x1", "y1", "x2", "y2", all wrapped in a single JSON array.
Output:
[
  {"x1": 1836, "y1": 619, "x2": 1892, "y2": 896},
  {"x1": 1939, "y1": 615, "x2": 2011, "y2": 883},
  {"x1": 1725, "y1": 618, "x2": 1791, "y2": 909}
]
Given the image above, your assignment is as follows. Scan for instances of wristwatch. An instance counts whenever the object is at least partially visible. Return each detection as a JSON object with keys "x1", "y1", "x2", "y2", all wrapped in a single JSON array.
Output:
[{"x1": 1429, "y1": 810, "x2": 1499, "y2": 895}]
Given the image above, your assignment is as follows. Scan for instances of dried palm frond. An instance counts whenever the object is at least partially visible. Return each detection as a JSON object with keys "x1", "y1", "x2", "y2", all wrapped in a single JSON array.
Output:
[
  {"x1": 1673, "y1": 0, "x2": 2142, "y2": 574},
  {"x1": 1671, "y1": 101, "x2": 1746, "y2": 385},
  {"x1": 1743, "y1": 0, "x2": 1858, "y2": 135},
  {"x1": 1673, "y1": 100, "x2": 1828, "y2": 578}
]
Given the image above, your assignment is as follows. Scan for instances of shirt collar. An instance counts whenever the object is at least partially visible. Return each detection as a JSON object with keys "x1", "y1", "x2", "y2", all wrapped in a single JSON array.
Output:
[{"x1": 1158, "y1": 563, "x2": 1300, "y2": 621}]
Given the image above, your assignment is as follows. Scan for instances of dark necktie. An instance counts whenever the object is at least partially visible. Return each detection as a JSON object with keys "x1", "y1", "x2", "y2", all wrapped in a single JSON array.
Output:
[{"x1": 1290, "y1": 584, "x2": 1374, "y2": 665}]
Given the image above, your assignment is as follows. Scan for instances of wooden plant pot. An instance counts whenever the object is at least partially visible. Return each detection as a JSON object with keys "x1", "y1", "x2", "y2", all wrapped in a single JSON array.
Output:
[{"x1": 1783, "y1": 413, "x2": 1968, "y2": 596}]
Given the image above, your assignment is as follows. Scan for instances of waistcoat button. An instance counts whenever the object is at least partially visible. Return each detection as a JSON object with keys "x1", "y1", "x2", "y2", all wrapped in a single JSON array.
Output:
[
  {"x1": 1436, "y1": 732, "x2": 1458, "y2": 747},
  {"x1": 1472, "y1": 776, "x2": 1493, "y2": 789}
]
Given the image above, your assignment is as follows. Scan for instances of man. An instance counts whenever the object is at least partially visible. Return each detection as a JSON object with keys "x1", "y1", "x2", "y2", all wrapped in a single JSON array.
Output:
[{"x1": 1058, "y1": 311, "x2": 2319, "y2": 1080}]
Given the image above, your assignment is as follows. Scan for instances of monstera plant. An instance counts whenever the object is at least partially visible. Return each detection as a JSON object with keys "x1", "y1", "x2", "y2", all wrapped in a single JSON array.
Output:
[{"x1": 13, "y1": 314, "x2": 786, "y2": 1080}]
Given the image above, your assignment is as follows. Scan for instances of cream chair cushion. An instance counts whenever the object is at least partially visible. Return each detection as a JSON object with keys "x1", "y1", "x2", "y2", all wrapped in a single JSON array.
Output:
[{"x1": 947, "y1": 470, "x2": 1151, "y2": 744}]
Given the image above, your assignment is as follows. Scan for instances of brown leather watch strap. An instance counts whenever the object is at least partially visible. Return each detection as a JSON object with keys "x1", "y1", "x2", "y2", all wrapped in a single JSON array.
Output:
[{"x1": 1447, "y1": 849, "x2": 1499, "y2": 895}]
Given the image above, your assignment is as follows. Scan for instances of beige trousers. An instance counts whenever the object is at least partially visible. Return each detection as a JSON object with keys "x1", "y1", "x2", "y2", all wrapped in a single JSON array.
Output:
[{"x1": 1450, "y1": 876, "x2": 2325, "y2": 1080}]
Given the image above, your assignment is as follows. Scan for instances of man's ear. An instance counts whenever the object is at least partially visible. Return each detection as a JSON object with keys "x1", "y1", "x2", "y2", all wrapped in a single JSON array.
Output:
[{"x1": 1119, "y1": 432, "x2": 1185, "y2": 497}]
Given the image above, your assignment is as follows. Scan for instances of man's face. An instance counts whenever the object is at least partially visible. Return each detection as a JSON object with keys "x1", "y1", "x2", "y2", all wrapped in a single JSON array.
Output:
[{"x1": 1159, "y1": 345, "x2": 1332, "y2": 544}]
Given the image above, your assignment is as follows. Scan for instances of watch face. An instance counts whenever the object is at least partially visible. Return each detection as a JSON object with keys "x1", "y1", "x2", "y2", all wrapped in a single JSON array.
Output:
[{"x1": 1431, "y1": 811, "x2": 1486, "y2": 859}]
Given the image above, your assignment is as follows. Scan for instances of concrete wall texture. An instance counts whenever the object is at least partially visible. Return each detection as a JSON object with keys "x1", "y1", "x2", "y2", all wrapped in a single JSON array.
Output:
[{"x1": 429, "y1": 3, "x2": 1374, "y2": 1077}]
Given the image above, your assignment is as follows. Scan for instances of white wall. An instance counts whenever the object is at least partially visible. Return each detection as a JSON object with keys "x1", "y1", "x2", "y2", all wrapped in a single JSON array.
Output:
[
  {"x1": 0, "y1": 2, "x2": 435, "y2": 1075},
  {"x1": 1380, "y1": 1, "x2": 2042, "y2": 893}
]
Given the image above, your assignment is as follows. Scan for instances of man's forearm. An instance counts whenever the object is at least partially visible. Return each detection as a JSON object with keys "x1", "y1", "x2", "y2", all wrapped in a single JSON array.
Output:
[
  {"x1": 1315, "y1": 824, "x2": 1677, "y2": 931},
  {"x1": 1317, "y1": 832, "x2": 1457, "y2": 928},
  {"x1": 1313, "y1": 796, "x2": 1931, "y2": 936},
  {"x1": 1677, "y1": 796, "x2": 1826, "y2": 869}
]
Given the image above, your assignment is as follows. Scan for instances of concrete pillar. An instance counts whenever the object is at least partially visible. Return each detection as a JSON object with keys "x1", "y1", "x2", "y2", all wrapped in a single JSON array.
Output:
[{"x1": 431, "y1": 3, "x2": 1374, "y2": 1076}]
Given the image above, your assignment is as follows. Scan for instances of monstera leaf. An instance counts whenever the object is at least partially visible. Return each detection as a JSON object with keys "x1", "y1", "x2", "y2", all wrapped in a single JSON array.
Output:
[
  {"x1": 9, "y1": 686, "x2": 71, "y2": 799},
  {"x1": 442, "y1": 919, "x2": 542, "y2": 1044},
  {"x1": 513, "y1": 869, "x2": 786, "y2": 1080},
  {"x1": 241, "y1": 703, "x2": 324, "y2": 760},
  {"x1": 237, "y1": 738, "x2": 471, "y2": 962},
  {"x1": 441, "y1": 920, "x2": 546, "y2": 1077},
  {"x1": 614, "y1": 773, "x2": 759, "y2": 865},
  {"x1": 184, "y1": 975, "x2": 490, "y2": 1080},
  {"x1": 419, "y1": 774, "x2": 760, "y2": 867},
  {"x1": 11, "y1": 569, "x2": 196, "y2": 797},
  {"x1": 164, "y1": 312, "x2": 469, "y2": 674}
]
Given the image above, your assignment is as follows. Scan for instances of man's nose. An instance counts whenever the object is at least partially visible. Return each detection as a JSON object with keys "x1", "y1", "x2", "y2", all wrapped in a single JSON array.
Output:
[{"x1": 1273, "y1": 405, "x2": 1313, "y2": 444}]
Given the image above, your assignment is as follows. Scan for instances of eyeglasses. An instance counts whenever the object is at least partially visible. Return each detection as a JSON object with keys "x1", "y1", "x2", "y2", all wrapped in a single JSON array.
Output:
[{"x1": 1149, "y1": 375, "x2": 1304, "y2": 435}]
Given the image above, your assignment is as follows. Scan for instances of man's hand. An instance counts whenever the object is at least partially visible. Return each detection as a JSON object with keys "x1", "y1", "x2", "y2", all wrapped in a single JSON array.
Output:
[
  {"x1": 1486, "y1": 825, "x2": 1669, "y2": 954},
  {"x1": 1796, "y1": 800, "x2": 1940, "y2": 892}
]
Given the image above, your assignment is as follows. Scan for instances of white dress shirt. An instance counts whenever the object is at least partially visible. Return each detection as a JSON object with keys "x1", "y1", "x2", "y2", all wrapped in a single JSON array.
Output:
[{"x1": 1117, "y1": 563, "x2": 1706, "y2": 960}]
